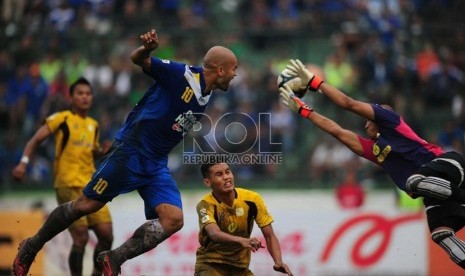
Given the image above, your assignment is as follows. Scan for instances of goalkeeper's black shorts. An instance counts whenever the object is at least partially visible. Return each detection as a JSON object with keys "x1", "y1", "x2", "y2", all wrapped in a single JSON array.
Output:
[{"x1": 419, "y1": 151, "x2": 465, "y2": 232}]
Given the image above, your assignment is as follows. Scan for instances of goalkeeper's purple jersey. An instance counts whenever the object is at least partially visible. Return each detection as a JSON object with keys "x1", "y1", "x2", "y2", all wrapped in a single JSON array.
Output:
[
  {"x1": 357, "y1": 104, "x2": 444, "y2": 191},
  {"x1": 115, "y1": 57, "x2": 211, "y2": 161}
]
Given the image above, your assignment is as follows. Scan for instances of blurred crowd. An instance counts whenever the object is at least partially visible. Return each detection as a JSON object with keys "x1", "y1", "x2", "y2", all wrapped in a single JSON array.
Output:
[{"x1": 2, "y1": 0, "x2": 465, "y2": 190}]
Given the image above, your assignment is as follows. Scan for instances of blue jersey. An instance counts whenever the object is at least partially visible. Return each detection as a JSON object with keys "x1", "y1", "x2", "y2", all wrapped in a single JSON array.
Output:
[
  {"x1": 358, "y1": 104, "x2": 444, "y2": 191},
  {"x1": 115, "y1": 57, "x2": 211, "y2": 161}
]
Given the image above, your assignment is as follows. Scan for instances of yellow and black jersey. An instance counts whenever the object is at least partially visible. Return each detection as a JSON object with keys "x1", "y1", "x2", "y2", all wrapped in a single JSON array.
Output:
[
  {"x1": 195, "y1": 188, "x2": 274, "y2": 268},
  {"x1": 45, "y1": 110, "x2": 99, "y2": 188}
]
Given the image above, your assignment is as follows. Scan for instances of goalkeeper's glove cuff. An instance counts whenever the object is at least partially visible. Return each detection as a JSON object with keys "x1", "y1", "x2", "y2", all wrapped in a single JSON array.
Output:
[
  {"x1": 307, "y1": 75, "x2": 324, "y2": 92},
  {"x1": 298, "y1": 106, "x2": 313, "y2": 118}
]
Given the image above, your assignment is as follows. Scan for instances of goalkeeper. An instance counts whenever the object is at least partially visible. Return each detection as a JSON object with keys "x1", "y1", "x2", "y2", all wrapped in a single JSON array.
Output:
[{"x1": 279, "y1": 59, "x2": 465, "y2": 270}]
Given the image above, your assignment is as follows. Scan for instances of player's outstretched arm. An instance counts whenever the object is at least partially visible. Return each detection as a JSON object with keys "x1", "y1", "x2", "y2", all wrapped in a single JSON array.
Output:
[
  {"x1": 130, "y1": 29, "x2": 159, "y2": 72},
  {"x1": 319, "y1": 82, "x2": 374, "y2": 121},
  {"x1": 12, "y1": 125, "x2": 52, "y2": 181},
  {"x1": 261, "y1": 224, "x2": 293, "y2": 276},
  {"x1": 203, "y1": 223, "x2": 264, "y2": 252},
  {"x1": 279, "y1": 85, "x2": 363, "y2": 155},
  {"x1": 285, "y1": 59, "x2": 374, "y2": 121}
]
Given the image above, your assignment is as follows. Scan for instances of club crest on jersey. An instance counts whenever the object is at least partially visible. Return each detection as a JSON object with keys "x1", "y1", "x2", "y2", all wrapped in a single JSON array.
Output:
[
  {"x1": 172, "y1": 110, "x2": 197, "y2": 136},
  {"x1": 373, "y1": 143, "x2": 392, "y2": 163},
  {"x1": 201, "y1": 215, "x2": 210, "y2": 223},
  {"x1": 199, "y1": 208, "x2": 207, "y2": 216},
  {"x1": 228, "y1": 223, "x2": 237, "y2": 233}
]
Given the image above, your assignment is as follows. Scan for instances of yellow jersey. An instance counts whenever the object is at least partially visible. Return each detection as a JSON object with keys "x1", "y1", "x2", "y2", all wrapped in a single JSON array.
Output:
[
  {"x1": 195, "y1": 188, "x2": 274, "y2": 268},
  {"x1": 45, "y1": 110, "x2": 99, "y2": 188}
]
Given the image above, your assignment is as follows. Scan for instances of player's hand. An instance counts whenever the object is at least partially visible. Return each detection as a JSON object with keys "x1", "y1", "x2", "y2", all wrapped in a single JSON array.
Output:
[
  {"x1": 286, "y1": 59, "x2": 323, "y2": 92},
  {"x1": 100, "y1": 140, "x2": 113, "y2": 155},
  {"x1": 140, "y1": 29, "x2": 158, "y2": 51},
  {"x1": 279, "y1": 84, "x2": 313, "y2": 118},
  {"x1": 244, "y1": 237, "x2": 265, "y2": 252},
  {"x1": 12, "y1": 163, "x2": 27, "y2": 182},
  {"x1": 273, "y1": 262, "x2": 293, "y2": 276},
  {"x1": 279, "y1": 68, "x2": 306, "y2": 92},
  {"x1": 92, "y1": 140, "x2": 113, "y2": 158}
]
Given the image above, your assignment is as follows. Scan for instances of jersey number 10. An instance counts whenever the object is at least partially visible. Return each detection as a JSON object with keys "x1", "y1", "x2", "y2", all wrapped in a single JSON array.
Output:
[{"x1": 93, "y1": 178, "x2": 109, "y2": 195}]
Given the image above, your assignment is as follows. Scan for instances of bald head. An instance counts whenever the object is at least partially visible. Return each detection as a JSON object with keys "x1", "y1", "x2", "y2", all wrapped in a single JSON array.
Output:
[
  {"x1": 203, "y1": 46, "x2": 237, "y2": 69},
  {"x1": 380, "y1": 104, "x2": 394, "y2": 111},
  {"x1": 202, "y1": 46, "x2": 238, "y2": 92}
]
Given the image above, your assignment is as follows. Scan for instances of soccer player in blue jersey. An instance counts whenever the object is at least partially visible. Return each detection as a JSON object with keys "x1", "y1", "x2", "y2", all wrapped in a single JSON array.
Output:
[
  {"x1": 279, "y1": 59, "x2": 465, "y2": 270},
  {"x1": 13, "y1": 28, "x2": 238, "y2": 276}
]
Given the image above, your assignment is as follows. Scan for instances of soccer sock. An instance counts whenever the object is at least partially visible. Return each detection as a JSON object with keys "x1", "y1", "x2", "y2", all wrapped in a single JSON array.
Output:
[
  {"x1": 29, "y1": 202, "x2": 84, "y2": 251},
  {"x1": 111, "y1": 219, "x2": 169, "y2": 265},
  {"x1": 69, "y1": 245, "x2": 84, "y2": 276},
  {"x1": 432, "y1": 230, "x2": 465, "y2": 269},
  {"x1": 92, "y1": 240, "x2": 111, "y2": 274}
]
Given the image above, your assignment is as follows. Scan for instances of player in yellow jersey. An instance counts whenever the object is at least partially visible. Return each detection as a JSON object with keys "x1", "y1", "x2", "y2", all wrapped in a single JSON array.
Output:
[
  {"x1": 195, "y1": 162, "x2": 293, "y2": 276},
  {"x1": 12, "y1": 77, "x2": 113, "y2": 276}
]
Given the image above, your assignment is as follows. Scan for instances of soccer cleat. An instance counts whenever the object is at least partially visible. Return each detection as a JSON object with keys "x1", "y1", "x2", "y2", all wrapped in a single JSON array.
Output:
[
  {"x1": 12, "y1": 239, "x2": 38, "y2": 276},
  {"x1": 97, "y1": 251, "x2": 121, "y2": 276}
]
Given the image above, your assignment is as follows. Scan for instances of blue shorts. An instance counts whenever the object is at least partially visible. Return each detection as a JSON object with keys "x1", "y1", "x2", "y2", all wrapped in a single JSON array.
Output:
[{"x1": 83, "y1": 140, "x2": 182, "y2": 219}]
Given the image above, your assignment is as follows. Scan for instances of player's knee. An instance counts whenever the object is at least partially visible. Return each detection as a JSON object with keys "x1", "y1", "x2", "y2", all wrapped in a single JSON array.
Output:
[
  {"x1": 407, "y1": 174, "x2": 452, "y2": 200},
  {"x1": 432, "y1": 229, "x2": 465, "y2": 269},
  {"x1": 73, "y1": 196, "x2": 105, "y2": 215},
  {"x1": 158, "y1": 208, "x2": 184, "y2": 234},
  {"x1": 60, "y1": 201, "x2": 85, "y2": 221},
  {"x1": 164, "y1": 216, "x2": 184, "y2": 234},
  {"x1": 174, "y1": 217, "x2": 184, "y2": 232},
  {"x1": 406, "y1": 174, "x2": 425, "y2": 191},
  {"x1": 70, "y1": 228, "x2": 89, "y2": 247}
]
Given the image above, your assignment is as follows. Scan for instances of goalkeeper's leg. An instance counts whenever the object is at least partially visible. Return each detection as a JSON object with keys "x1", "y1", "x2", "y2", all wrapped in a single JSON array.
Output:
[
  {"x1": 406, "y1": 152, "x2": 465, "y2": 201},
  {"x1": 425, "y1": 196, "x2": 465, "y2": 270},
  {"x1": 432, "y1": 229, "x2": 465, "y2": 269}
]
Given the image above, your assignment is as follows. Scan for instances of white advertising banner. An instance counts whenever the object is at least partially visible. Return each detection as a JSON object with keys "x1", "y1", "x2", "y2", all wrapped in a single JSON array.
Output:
[
  {"x1": 0, "y1": 191, "x2": 428, "y2": 275},
  {"x1": 102, "y1": 191, "x2": 427, "y2": 276}
]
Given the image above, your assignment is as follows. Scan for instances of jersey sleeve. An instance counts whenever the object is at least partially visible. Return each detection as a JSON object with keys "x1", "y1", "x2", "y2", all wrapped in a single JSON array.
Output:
[
  {"x1": 144, "y1": 57, "x2": 185, "y2": 85},
  {"x1": 196, "y1": 199, "x2": 217, "y2": 230},
  {"x1": 253, "y1": 193, "x2": 274, "y2": 228},
  {"x1": 357, "y1": 135, "x2": 378, "y2": 164},
  {"x1": 45, "y1": 112, "x2": 66, "y2": 133}
]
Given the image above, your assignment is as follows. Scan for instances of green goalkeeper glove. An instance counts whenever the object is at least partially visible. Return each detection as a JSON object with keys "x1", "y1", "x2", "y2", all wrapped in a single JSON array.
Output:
[
  {"x1": 286, "y1": 59, "x2": 324, "y2": 92},
  {"x1": 279, "y1": 84, "x2": 313, "y2": 118}
]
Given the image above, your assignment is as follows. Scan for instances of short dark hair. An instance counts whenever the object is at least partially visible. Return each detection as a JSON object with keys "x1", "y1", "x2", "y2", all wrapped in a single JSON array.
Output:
[
  {"x1": 200, "y1": 163, "x2": 218, "y2": 178},
  {"x1": 69, "y1": 77, "x2": 91, "y2": 96}
]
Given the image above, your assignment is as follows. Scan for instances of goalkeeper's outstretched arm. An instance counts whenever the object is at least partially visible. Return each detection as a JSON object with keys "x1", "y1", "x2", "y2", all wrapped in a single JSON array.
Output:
[
  {"x1": 307, "y1": 110, "x2": 364, "y2": 156},
  {"x1": 318, "y1": 82, "x2": 375, "y2": 122},
  {"x1": 285, "y1": 59, "x2": 375, "y2": 121},
  {"x1": 279, "y1": 84, "x2": 363, "y2": 155}
]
